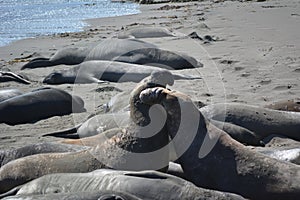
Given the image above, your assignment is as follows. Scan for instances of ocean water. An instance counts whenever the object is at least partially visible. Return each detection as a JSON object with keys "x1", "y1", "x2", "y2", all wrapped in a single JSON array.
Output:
[{"x1": 0, "y1": 0, "x2": 140, "y2": 47}]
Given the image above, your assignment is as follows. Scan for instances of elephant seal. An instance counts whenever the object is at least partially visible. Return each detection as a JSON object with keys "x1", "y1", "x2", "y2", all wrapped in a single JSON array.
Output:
[
  {"x1": 0, "y1": 142, "x2": 88, "y2": 167},
  {"x1": 140, "y1": 87, "x2": 300, "y2": 200},
  {"x1": 2, "y1": 169, "x2": 245, "y2": 200},
  {"x1": 265, "y1": 98, "x2": 300, "y2": 112},
  {"x1": 0, "y1": 87, "x2": 86, "y2": 125},
  {"x1": 43, "y1": 60, "x2": 201, "y2": 84},
  {"x1": 112, "y1": 47, "x2": 202, "y2": 70},
  {"x1": 0, "y1": 71, "x2": 172, "y2": 193},
  {"x1": 0, "y1": 89, "x2": 22, "y2": 102},
  {"x1": 2, "y1": 191, "x2": 141, "y2": 200},
  {"x1": 199, "y1": 103, "x2": 300, "y2": 142},
  {"x1": 85, "y1": 38, "x2": 155, "y2": 61},
  {"x1": 117, "y1": 27, "x2": 175, "y2": 39},
  {"x1": 21, "y1": 47, "x2": 92, "y2": 70},
  {"x1": 85, "y1": 38, "x2": 202, "y2": 70}
]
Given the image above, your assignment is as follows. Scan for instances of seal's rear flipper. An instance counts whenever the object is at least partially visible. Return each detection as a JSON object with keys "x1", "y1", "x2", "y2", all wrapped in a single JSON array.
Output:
[
  {"x1": 21, "y1": 59, "x2": 54, "y2": 70},
  {"x1": 42, "y1": 124, "x2": 81, "y2": 139},
  {"x1": 0, "y1": 71, "x2": 31, "y2": 84},
  {"x1": 0, "y1": 185, "x2": 21, "y2": 199}
]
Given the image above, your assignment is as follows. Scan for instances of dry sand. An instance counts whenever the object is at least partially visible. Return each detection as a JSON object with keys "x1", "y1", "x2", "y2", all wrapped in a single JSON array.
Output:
[{"x1": 0, "y1": 0, "x2": 299, "y2": 151}]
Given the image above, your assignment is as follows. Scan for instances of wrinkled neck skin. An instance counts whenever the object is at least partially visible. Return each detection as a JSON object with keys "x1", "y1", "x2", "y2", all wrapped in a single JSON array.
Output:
[
  {"x1": 123, "y1": 81, "x2": 170, "y2": 171},
  {"x1": 130, "y1": 82, "x2": 166, "y2": 126},
  {"x1": 161, "y1": 91, "x2": 300, "y2": 200}
]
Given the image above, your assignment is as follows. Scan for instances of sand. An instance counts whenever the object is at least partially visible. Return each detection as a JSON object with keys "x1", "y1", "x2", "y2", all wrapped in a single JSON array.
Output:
[{"x1": 0, "y1": 0, "x2": 299, "y2": 151}]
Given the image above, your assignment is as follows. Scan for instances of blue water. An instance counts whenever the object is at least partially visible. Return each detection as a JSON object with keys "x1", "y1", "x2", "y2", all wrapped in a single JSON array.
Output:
[{"x1": 0, "y1": 0, "x2": 140, "y2": 47}]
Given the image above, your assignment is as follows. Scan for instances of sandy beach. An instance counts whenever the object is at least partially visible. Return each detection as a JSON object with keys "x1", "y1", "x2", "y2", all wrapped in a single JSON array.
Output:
[
  {"x1": 0, "y1": 0, "x2": 299, "y2": 153},
  {"x1": 0, "y1": 0, "x2": 299, "y2": 199}
]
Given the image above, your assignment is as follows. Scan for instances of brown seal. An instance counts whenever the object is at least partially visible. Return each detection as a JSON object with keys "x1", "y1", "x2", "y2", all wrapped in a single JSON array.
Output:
[{"x1": 140, "y1": 87, "x2": 300, "y2": 200}]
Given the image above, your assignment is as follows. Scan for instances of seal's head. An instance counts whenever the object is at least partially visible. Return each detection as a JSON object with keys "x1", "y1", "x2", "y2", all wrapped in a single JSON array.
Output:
[
  {"x1": 140, "y1": 70, "x2": 174, "y2": 88},
  {"x1": 43, "y1": 72, "x2": 64, "y2": 84}
]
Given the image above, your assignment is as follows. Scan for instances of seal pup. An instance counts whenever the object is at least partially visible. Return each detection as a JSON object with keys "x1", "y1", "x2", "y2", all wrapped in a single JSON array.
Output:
[
  {"x1": 199, "y1": 103, "x2": 300, "y2": 142},
  {"x1": 140, "y1": 87, "x2": 300, "y2": 200},
  {"x1": 43, "y1": 60, "x2": 201, "y2": 84},
  {"x1": 0, "y1": 87, "x2": 86, "y2": 125},
  {"x1": 0, "y1": 142, "x2": 88, "y2": 167},
  {"x1": 0, "y1": 89, "x2": 22, "y2": 103},
  {"x1": 2, "y1": 169, "x2": 245, "y2": 200},
  {"x1": 0, "y1": 71, "x2": 172, "y2": 193}
]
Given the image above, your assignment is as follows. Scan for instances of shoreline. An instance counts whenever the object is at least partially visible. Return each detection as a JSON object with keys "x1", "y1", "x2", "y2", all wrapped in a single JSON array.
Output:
[
  {"x1": 0, "y1": 0, "x2": 141, "y2": 48},
  {"x1": 0, "y1": 0, "x2": 299, "y2": 150}
]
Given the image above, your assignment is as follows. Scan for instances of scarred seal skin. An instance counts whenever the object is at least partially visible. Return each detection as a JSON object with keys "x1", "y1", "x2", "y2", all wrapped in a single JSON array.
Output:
[{"x1": 140, "y1": 87, "x2": 300, "y2": 200}]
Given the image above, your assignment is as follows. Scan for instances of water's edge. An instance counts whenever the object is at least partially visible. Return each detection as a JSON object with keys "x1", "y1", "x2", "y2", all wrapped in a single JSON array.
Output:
[{"x1": 0, "y1": 0, "x2": 140, "y2": 47}]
